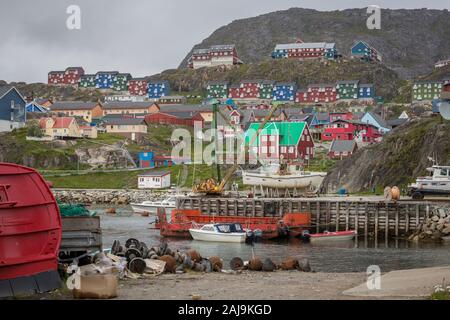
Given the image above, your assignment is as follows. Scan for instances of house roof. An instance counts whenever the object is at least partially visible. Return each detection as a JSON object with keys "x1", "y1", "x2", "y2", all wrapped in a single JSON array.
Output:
[
  {"x1": 363, "y1": 111, "x2": 389, "y2": 129},
  {"x1": 103, "y1": 117, "x2": 147, "y2": 126},
  {"x1": 158, "y1": 95, "x2": 186, "y2": 100},
  {"x1": 337, "y1": 80, "x2": 359, "y2": 85},
  {"x1": 103, "y1": 102, "x2": 154, "y2": 109},
  {"x1": 210, "y1": 44, "x2": 235, "y2": 52},
  {"x1": 160, "y1": 111, "x2": 200, "y2": 119},
  {"x1": 329, "y1": 140, "x2": 357, "y2": 153},
  {"x1": 315, "y1": 112, "x2": 330, "y2": 121},
  {"x1": 274, "y1": 82, "x2": 296, "y2": 87},
  {"x1": 39, "y1": 117, "x2": 75, "y2": 129},
  {"x1": 50, "y1": 101, "x2": 100, "y2": 110},
  {"x1": 0, "y1": 86, "x2": 26, "y2": 102},
  {"x1": 245, "y1": 121, "x2": 307, "y2": 147},
  {"x1": 274, "y1": 42, "x2": 334, "y2": 50},
  {"x1": 159, "y1": 104, "x2": 211, "y2": 113},
  {"x1": 386, "y1": 118, "x2": 407, "y2": 127},
  {"x1": 138, "y1": 170, "x2": 171, "y2": 177}
]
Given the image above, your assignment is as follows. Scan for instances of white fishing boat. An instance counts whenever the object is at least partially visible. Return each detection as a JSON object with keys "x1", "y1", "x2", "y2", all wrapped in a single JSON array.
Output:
[
  {"x1": 189, "y1": 223, "x2": 247, "y2": 243},
  {"x1": 242, "y1": 163, "x2": 326, "y2": 191},
  {"x1": 408, "y1": 165, "x2": 450, "y2": 200},
  {"x1": 130, "y1": 196, "x2": 179, "y2": 214},
  {"x1": 309, "y1": 230, "x2": 357, "y2": 242}
]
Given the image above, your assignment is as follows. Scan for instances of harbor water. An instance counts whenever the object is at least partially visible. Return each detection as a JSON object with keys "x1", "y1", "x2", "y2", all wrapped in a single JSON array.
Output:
[{"x1": 97, "y1": 205, "x2": 450, "y2": 273}]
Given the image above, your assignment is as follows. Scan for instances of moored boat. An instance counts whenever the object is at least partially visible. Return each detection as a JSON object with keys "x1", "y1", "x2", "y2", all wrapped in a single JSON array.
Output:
[
  {"x1": 242, "y1": 163, "x2": 326, "y2": 192},
  {"x1": 189, "y1": 223, "x2": 247, "y2": 243},
  {"x1": 130, "y1": 196, "x2": 178, "y2": 214},
  {"x1": 309, "y1": 230, "x2": 357, "y2": 242},
  {"x1": 407, "y1": 165, "x2": 450, "y2": 200}
]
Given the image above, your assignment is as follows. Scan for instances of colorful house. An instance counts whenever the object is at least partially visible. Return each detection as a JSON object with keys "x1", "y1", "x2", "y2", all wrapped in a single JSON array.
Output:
[
  {"x1": 113, "y1": 73, "x2": 132, "y2": 92},
  {"x1": 360, "y1": 111, "x2": 391, "y2": 134},
  {"x1": 329, "y1": 112, "x2": 353, "y2": 122},
  {"x1": 147, "y1": 80, "x2": 170, "y2": 99},
  {"x1": 39, "y1": 117, "x2": 81, "y2": 138},
  {"x1": 206, "y1": 81, "x2": 229, "y2": 99},
  {"x1": 63, "y1": 67, "x2": 85, "y2": 85},
  {"x1": 351, "y1": 41, "x2": 382, "y2": 62},
  {"x1": 95, "y1": 71, "x2": 119, "y2": 89},
  {"x1": 128, "y1": 77, "x2": 149, "y2": 96},
  {"x1": 271, "y1": 40, "x2": 338, "y2": 60},
  {"x1": 304, "y1": 83, "x2": 337, "y2": 103},
  {"x1": 328, "y1": 140, "x2": 358, "y2": 159},
  {"x1": 26, "y1": 101, "x2": 49, "y2": 113},
  {"x1": 137, "y1": 171, "x2": 171, "y2": 189},
  {"x1": 259, "y1": 81, "x2": 275, "y2": 99},
  {"x1": 189, "y1": 44, "x2": 243, "y2": 69},
  {"x1": 434, "y1": 57, "x2": 450, "y2": 69},
  {"x1": 245, "y1": 121, "x2": 315, "y2": 161},
  {"x1": 102, "y1": 102, "x2": 155, "y2": 116},
  {"x1": 79, "y1": 74, "x2": 96, "y2": 88},
  {"x1": 145, "y1": 111, "x2": 203, "y2": 127},
  {"x1": 412, "y1": 81, "x2": 443, "y2": 101},
  {"x1": 336, "y1": 80, "x2": 359, "y2": 100},
  {"x1": 50, "y1": 101, "x2": 103, "y2": 123},
  {"x1": 357, "y1": 84, "x2": 375, "y2": 99},
  {"x1": 272, "y1": 82, "x2": 297, "y2": 102},
  {"x1": 138, "y1": 151, "x2": 155, "y2": 168},
  {"x1": 103, "y1": 117, "x2": 148, "y2": 141},
  {"x1": 322, "y1": 119, "x2": 381, "y2": 143},
  {"x1": 48, "y1": 71, "x2": 65, "y2": 85},
  {"x1": 0, "y1": 86, "x2": 27, "y2": 132}
]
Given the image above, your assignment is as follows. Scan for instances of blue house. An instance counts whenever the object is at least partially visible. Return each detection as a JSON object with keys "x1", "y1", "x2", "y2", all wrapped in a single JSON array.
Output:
[
  {"x1": 26, "y1": 101, "x2": 49, "y2": 113},
  {"x1": 94, "y1": 71, "x2": 119, "y2": 89},
  {"x1": 138, "y1": 151, "x2": 155, "y2": 168},
  {"x1": 272, "y1": 82, "x2": 297, "y2": 102},
  {"x1": 358, "y1": 84, "x2": 375, "y2": 99},
  {"x1": 271, "y1": 44, "x2": 289, "y2": 59},
  {"x1": 147, "y1": 80, "x2": 170, "y2": 99},
  {"x1": 310, "y1": 112, "x2": 330, "y2": 128},
  {"x1": 351, "y1": 41, "x2": 382, "y2": 62},
  {"x1": 0, "y1": 86, "x2": 27, "y2": 132},
  {"x1": 361, "y1": 111, "x2": 391, "y2": 134}
]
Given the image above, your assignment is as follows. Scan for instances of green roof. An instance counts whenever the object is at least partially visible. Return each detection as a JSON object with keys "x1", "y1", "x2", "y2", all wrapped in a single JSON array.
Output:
[{"x1": 244, "y1": 121, "x2": 306, "y2": 147}]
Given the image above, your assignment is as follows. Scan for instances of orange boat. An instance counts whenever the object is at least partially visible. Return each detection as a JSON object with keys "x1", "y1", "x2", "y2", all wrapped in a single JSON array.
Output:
[{"x1": 155, "y1": 208, "x2": 311, "y2": 239}]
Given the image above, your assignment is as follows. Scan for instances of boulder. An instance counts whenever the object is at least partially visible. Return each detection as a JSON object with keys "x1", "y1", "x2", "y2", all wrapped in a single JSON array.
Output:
[
  {"x1": 159, "y1": 255, "x2": 177, "y2": 273},
  {"x1": 279, "y1": 258, "x2": 299, "y2": 270},
  {"x1": 298, "y1": 258, "x2": 312, "y2": 272}
]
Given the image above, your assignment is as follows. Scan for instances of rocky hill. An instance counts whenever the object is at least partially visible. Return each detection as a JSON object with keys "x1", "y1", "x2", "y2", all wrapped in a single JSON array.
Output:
[
  {"x1": 179, "y1": 8, "x2": 450, "y2": 79},
  {"x1": 0, "y1": 80, "x2": 105, "y2": 102},
  {"x1": 150, "y1": 58, "x2": 404, "y2": 101},
  {"x1": 322, "y1": 116, "x2": 450, "y2": 193}
]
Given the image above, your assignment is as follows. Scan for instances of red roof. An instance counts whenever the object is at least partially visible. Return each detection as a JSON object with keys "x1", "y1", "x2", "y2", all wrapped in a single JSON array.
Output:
[{"x1": 39, "y1": 117, "x2": 75, "y2": 129}]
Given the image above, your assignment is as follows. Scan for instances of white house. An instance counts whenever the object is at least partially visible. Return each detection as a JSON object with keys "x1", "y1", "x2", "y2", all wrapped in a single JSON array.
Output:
[{"x1": 137, "y1": 171, "x2": 171, "y2": 189}]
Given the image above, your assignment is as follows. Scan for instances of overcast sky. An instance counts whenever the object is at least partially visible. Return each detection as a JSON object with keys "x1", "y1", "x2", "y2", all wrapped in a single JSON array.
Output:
[{"x1": 0, "y1": 0, "x2": 448, "y2": 83}]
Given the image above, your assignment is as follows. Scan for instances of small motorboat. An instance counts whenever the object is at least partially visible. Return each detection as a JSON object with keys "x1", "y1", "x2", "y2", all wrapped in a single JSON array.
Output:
[
  {"x1": 130, "y1": 196, "x2": 178, "y2": 214},
  {"x1": 189, "y1": 223, "x2": 247, "y2": 243},
  {"x1": 309, "y1": 230, "x2": 356, "y2": 242}
]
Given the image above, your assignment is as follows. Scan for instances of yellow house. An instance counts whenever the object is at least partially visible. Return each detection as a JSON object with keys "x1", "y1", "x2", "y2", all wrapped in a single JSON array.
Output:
[
  {"x1": 102, "y1": 102, "x2": 157, "y2": 116},
  {"x1": 50, "y1": 101, "x2": 103, "y2": 122},
  {"x1": 39, "y1": 117, "x2": 81, "y2": 138},
  {"x1": 104, "y1": 117, "x2": 148, "y2": 141}
]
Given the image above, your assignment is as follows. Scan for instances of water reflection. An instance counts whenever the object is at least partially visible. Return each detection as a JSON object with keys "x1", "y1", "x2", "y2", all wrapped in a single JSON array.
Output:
[{"x1": 95, "y1": 205, "x2": 450, "y2": 273}]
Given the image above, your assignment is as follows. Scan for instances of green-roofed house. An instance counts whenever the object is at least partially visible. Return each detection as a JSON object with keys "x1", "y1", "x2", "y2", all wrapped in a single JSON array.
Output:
[{"x1": 244, "y1": 121, "x2": 315, "y2": 161}]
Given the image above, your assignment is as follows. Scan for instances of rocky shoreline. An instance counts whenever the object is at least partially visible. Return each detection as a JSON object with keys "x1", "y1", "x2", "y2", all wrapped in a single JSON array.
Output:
[
  {"x1": 52, "y1": 189, "x2": 174, "y2": 205},
  {"x1": 409, "y1": 205, "x2": 450, "y2": 241}
]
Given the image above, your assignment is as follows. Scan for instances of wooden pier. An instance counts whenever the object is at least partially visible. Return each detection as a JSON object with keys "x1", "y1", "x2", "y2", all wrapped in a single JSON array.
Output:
[{"x1": 177, "y1": 196, "x2": 446, "y2": 238}]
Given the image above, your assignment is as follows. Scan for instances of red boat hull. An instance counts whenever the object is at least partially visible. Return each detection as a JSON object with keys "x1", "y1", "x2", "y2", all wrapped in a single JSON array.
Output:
[
  {"x1": 0, "y1": 163, "x2": 62, "y2": 297},
  {"x1": 156, "y1": 209, "x2": 311, "y2": 239}
]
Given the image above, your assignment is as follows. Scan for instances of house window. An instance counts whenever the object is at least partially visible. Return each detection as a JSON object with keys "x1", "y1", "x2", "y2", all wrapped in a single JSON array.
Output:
[
  {"x1": 262, "y1": 146, "x2": 267, "y2": 153},
  {"x1": 289, "y1": 147, "x2": 294, "y2": 153}
]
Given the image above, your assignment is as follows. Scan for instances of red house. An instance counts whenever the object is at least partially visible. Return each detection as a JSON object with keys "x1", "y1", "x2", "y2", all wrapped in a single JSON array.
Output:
[
  {"x1": 48, "y1": 71, "x2": 65, "y2": 85},
  {"x1": 63, "y1": 67, "x2": 85, "y2": 85},
  {"x1": 228, "y1": 84, "x2": 241, "y2": 99},
  {"x1": 295, "y1": 89, "x2": 308, "y2": 103},
  {"x1": 246, "y1": 121, "x2": 315, "y2": 162},
  {"x1": 305, "y1": 84, "x2": 337, "y2": 103},
  {"x1": 329, "y1": 112, "x2": 353, "y2": 122},
  {"x1": 128, "y1": 77, "x2": 149, "y2": 96},
  {"x1": 321, "y1": 119, "x2": 381, "y2": 143},
  {"x1": 239, "y1": 80, "x2": 260, "y2": 99}
]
